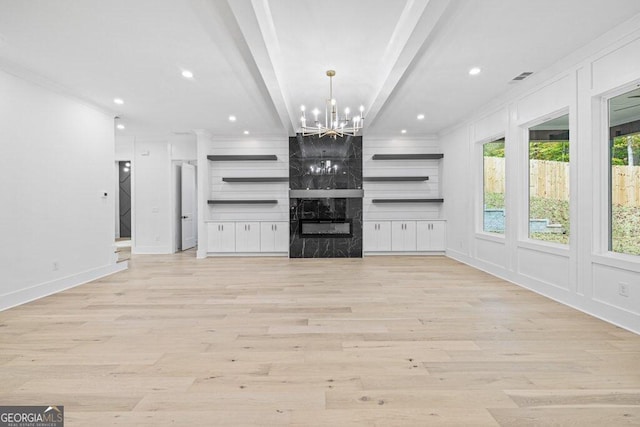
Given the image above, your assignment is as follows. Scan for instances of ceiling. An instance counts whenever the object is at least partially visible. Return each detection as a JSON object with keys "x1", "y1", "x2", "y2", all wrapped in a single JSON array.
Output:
[{"x1": 1, "y1": 0, "x2": 640, "y2": 139}]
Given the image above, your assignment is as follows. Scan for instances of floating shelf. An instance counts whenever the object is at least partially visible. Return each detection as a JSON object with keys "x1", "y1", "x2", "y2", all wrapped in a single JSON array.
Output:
[
  {"x1": 207, "y1": 155, "x2": 277, "y2": 161},
  {"x1": 222, "y1": 177, "x2": 289, "y2": 182},
  {"x1": 371, "y1": 154, "x2": 443, "y2": 160},
  {"x1": 363, "y1": 176, "x2": 429, "y2": 182},
  {"x1": 371, "y1": 198, "x2": 444, "y2": 203},
  {"x1": 208, "y1": 200, "x2": 278, "y2": 205}
]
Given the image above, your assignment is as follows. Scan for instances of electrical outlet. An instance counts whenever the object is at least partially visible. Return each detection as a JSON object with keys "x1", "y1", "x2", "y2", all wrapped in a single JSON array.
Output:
[
  {"x1": 52, "y1": 261, "x2": 59, "y2": 271},
  {"x1": 618, "y1": 282, "x2": 629, "y2": 297}
]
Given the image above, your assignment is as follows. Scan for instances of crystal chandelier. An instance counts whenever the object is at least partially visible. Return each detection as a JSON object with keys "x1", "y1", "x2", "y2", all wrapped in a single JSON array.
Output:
[{"x1": 299, "y1": 70, "x2": 365, "y2": 139}]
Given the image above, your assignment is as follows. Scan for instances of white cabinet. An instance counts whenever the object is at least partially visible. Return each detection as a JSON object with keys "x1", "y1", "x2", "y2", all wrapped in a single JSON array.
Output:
[
  {"x1": 392, "y1": 221, "x2": 417, "y2": 251},
  {"x1": 364, "y1": 221, "x2": 392, "y2": 252},
  {"x1": 235, "y1": 222, "x2": 261, "y2": 252},
  {"x1": 261, "y1": 222, "x2": 289, "y2": 252},
  {"x1": 417, "y1": 221, "x2": 446, "y2": 251},
  {"x1": 207, "y1": 222, "x2": 236, "y2": 252}
]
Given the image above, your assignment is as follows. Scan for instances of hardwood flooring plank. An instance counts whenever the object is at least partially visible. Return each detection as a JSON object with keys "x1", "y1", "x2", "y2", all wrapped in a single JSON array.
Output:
[{"x1": 0, "y1": 253, "x2": 639, "y2": 426}]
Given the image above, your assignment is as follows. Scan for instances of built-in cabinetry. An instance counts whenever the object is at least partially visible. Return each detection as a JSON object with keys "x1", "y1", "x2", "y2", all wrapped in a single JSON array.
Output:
[
  {"x1": 207, "y1": 221, "x2": 288, "y2": 254},
  {"x1": 392, "y1": 221, "x2": 417, "y2": 251},
  {"x1": 260, "y1": 222, "x2": 289, "y2": 252},
  {"x1": 364, "y1": 220, "x2": 446, "y2": 254},
  {"x1": 363, "y1": 222, "x2": 392, "y2": 251},
  {"x1": 207, "y1": 222, "x2": 236, "y2": 253},
  {"x1": 363, "y1": 147, "x2": 446, "y2": 255},
  {"x1": 206, "y1": 150, "x2": 289, "y2": 256},
  {"x1": 416, "y1": 221, "x2": 446, "y2": 251}
]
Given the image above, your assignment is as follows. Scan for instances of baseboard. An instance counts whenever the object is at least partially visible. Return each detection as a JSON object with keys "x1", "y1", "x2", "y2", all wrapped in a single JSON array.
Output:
[
  {"x1": 132, "y1": 245, "x2": 172, "y2": 254},
  {"x1": 445, "y1": 251, "x2": 640, "y2": 336},
  {"x1": 364, "y1": 251, "x2": 446, "y2": 256},
  {"x1": 0, "y1": 262, "x2": 128, "y2": 311}
]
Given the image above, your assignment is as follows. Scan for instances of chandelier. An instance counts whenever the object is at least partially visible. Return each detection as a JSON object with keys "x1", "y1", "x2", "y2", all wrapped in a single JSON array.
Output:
[{"x1": 299, "y1": 70, "x2": 365, "y2": 139}]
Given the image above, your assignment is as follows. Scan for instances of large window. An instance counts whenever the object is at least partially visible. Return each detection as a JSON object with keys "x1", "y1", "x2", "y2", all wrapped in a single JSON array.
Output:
[
  {"x1": 483, "y1": 138, "x2": 505, "y2": 234},
  {"x1": 528, "y1": 115, "x2": 570, "y2": 244},
  {"x1": 609, "y1": 88, "x2": 640, "y2": 256}
]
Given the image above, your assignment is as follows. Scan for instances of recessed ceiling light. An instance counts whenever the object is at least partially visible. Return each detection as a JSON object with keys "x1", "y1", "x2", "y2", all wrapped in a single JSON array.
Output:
[
  {"x1": 243, "y1": 130, "x2": 250, "y2": 135},
  {"x1": 469, "y1": 67, "x2": 481, "y2": 76},
  {"x1": 401, "y1": 129, "x2": 407, "y2": 134},
  {"x1": 181, "y1": 70, "x2": 194, "y2": 79},
  {"x1": 113, "y1": 98, "x2": 124, "y2": 105},
  {"x1": 228, "y1": 115, "x2": 236, "y2": 122},
  {"x1": 116, "y1": 124, "x2": 125, "y2": 130},
  {"x1": 417, "y1": 114, "x2": 425, "y2": 120}
]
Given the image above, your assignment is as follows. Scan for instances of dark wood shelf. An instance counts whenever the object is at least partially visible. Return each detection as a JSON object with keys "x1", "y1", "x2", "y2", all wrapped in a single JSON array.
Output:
[
  {"x1": 222, "y1": 177, "x2": 289, "y2": 182},
  {"x1": 371, "y1": 153, "x2": 443, "y2": 160},
  {"x1": 208, "y1": 200, "x2": 278, "y2": 205},
  {"x1": 371, "y1": 198, "x2": 444, "y2": 203},
  {"x1": 207, "y1": 155, "x2": 278, "y2": 161},
  {"x1": 364, "y1": 176, "x2": 429, "y2": 182}
]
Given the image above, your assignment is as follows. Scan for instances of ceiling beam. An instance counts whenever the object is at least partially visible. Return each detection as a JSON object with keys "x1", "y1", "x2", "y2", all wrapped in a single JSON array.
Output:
[
  {"x1": 189, "y1": 0, "x2": 288, "y2": 135},
  {"x1": 364, "y1": 0, "x2": 453, "y2": 127},
  {"x1": 226, "y1": 0, "x2": 296, "y2": 136}
]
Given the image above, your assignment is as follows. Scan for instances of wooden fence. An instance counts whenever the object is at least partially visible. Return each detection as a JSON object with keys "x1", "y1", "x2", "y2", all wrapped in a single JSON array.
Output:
[{"x1": 483, "y1": 157, "x2": 640, "y2": 206}]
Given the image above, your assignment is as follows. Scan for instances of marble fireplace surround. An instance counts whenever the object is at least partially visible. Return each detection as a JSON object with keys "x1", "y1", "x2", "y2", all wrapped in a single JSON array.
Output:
[{"x1": 289, "y1": 135, "x2": 363, "y2": 258}]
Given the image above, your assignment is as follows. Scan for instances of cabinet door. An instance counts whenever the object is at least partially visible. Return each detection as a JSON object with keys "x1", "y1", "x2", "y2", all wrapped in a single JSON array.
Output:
[
  {"x1": 416, "y1": 221, "x2": 446, "y2": 251},
  {"x1": 273, "y1": 222, "x2": 289, "y2": 252},
  {"x1": 260, "y1": 222, "x2": 276, "y2": 252},
  {"x1": 391, "y1": 221, "x2": 405, "y2": 251},
  {"x1": 260, "y1": 222, "x2": 289, "y2": 252},
  {"x1": 207, "y1": 222, "x2": 235, "y2": 252},
  {"x1": 364, "y1": 222, "x2": 379, "y2": 252},
  {"x1": 416, "y1": 221, "x2": 430, "y2": 251},
  {"x1": 430, "y1": 221, "x2": 446, "y2": 250},
  {"x1": 392, "y1": 221, "x2": 416, "y2": 251},
  {"x1": 377, "y1": 221, "x2": 392, "y2": 251},
  {"x1": 236, "y1": 222, "x2": 260, "y2": 252},
  {"x1": 403, "y1": 221, "x2": 417, "y2": 251}
]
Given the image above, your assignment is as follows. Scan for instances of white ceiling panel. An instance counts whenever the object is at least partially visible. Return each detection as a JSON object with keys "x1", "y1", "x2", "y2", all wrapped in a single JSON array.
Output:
[{"x1": 1, "y1": 0, "x2": 640, "y2": 140}]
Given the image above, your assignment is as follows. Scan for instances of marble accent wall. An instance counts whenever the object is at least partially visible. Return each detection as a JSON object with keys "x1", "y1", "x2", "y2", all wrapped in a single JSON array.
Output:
[{"x1": 289, "y1": 135, "x2": 363, "y2": 258}]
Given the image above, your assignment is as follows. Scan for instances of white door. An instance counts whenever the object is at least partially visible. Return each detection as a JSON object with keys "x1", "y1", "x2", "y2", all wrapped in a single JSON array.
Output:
[{"x1": 181, "y1": 163, "x2": 197, "y2": 250}]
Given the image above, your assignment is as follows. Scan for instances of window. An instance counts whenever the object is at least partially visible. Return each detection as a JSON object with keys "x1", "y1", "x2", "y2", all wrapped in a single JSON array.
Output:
[
  {"x1": 609, "y1": 88, "x2": 640, "y2": 256},
  {"x1": 528, "y1": 115, "x2": 570, "y2": 244},
  {"x1": 483, "y1": 138, "x2": 505, "y2": 234}
]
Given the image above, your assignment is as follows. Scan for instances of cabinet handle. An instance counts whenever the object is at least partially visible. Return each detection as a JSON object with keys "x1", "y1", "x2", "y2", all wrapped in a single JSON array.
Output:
[
  {"x1": 248, "y1": 224, "x2": 250, "y2": 231},
  {"x1": 274, "y1": 224, "x2": 277, "y2": 231}
]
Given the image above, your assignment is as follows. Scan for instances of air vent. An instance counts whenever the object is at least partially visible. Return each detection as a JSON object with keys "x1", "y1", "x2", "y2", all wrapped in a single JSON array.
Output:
[{"x1": 512, "y1": 71, "x2": 533, "y2": 81}]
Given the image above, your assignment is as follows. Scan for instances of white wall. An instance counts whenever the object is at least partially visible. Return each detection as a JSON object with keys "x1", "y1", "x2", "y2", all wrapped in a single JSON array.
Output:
[
  {"x1": 124, "y1": 134, "x2": 196, "y2": 254},
  {"x1": 0, "y1": 69, "x2": 125, "y2": 310},
  {"x1": 441, "y1": 20, "x2": 640, "y2": 334}
]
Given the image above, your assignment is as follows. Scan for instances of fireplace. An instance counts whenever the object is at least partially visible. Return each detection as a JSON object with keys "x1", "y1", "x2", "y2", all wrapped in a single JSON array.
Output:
[
  {"x1": 300, "y1": 220, "x2": 353, "y2": 238},
  {"x1": 289, "y1": 135, "x2": 362, "y2": 258}
]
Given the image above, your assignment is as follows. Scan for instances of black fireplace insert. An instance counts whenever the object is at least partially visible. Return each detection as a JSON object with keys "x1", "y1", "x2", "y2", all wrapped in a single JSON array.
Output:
[{"x1": 300, "y1": 219, "x2": 353, "y2": 238}]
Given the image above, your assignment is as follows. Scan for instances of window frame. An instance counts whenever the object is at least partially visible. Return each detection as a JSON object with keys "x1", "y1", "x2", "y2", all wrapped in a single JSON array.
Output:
[
  {"x1": 604, "y1": 83, "x2": 640, "y2": 259},
  {"x1": 520, "y1": 109, "x2": 571, "y2": 249},
  {"x1": 478, "y1": 135, "x2": 507, "y2": 238}
]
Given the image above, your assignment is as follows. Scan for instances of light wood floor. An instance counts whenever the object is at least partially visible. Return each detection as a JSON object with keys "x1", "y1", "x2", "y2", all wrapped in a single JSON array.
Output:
[{"x1": 1, "y1": 253, "x2": 640, "y2": 426}]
